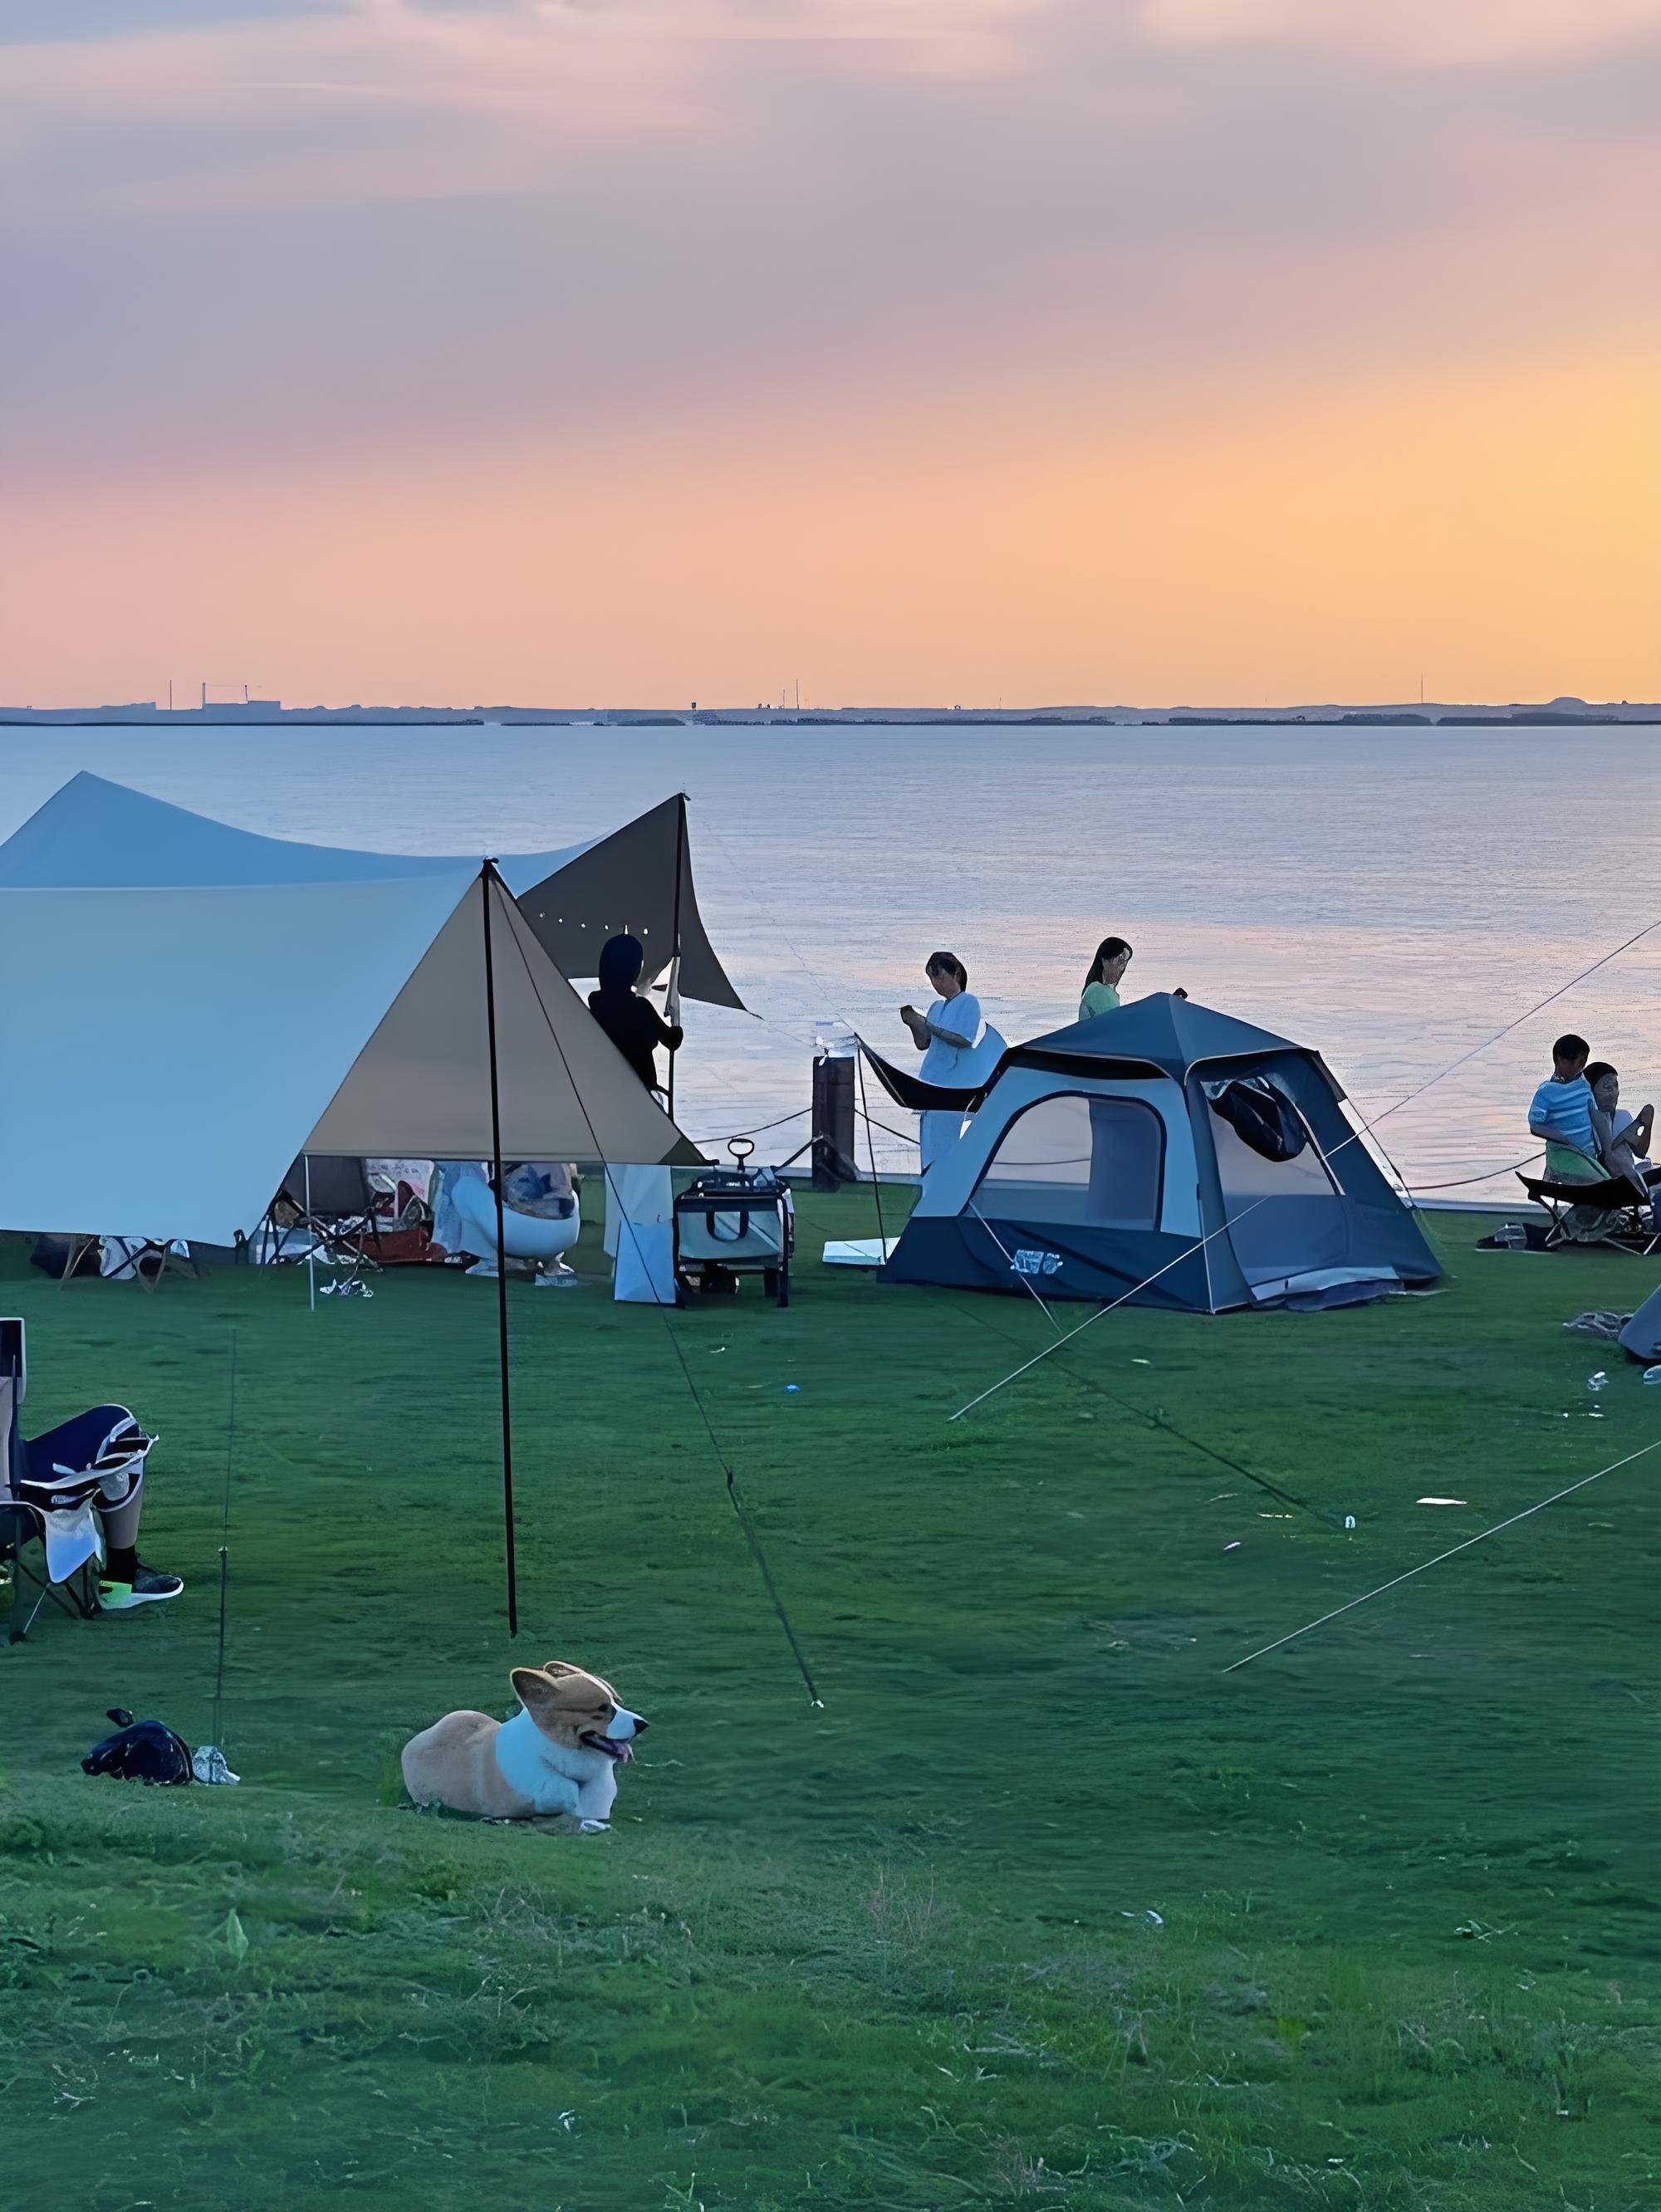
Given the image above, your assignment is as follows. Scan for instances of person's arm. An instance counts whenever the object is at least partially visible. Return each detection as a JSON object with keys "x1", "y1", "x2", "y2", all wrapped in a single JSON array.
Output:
[
  {"x1": 644, "y1": 1003, "x2": 683, "y2": 1054},
  {"x1": 899, "y1": 1004, "x2": 931, "y2": 1048},
  {"x1": 925, "y1": 1015, "x2": 974, "y2": 1049},
  {"x1": 1589, "y1": 1105, "x2": 1618, "y2": 1166}
]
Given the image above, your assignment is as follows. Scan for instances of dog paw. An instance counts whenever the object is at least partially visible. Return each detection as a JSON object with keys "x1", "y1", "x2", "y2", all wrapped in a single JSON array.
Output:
[{"x1": 578, "y1": 1818, "x2": 611, "y2": 1834}]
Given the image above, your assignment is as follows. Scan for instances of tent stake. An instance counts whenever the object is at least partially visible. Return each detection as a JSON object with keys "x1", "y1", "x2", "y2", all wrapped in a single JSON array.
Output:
[{"x1": 480, "y1": 862, "x2": 519, "y2": 1637}]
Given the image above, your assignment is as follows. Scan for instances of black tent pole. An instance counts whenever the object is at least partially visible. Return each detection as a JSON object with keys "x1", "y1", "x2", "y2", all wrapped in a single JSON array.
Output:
[
  {"x1": 479, "y1": 860, "x2": 518, "y2": 1637},
  {"x1": 666, "y1": 793, "x2": 687, "y2": 1122}
]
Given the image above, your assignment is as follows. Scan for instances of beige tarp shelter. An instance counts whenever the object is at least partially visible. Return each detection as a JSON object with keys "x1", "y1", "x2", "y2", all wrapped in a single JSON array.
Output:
[{"x1": 0, "y1": 777, "x2": 708, "y2": 1245}]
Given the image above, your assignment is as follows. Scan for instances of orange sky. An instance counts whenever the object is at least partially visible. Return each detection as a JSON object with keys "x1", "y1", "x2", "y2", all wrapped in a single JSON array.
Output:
[{"x1": 2, "y1": 1, "x2": 1657, "y2": 707}]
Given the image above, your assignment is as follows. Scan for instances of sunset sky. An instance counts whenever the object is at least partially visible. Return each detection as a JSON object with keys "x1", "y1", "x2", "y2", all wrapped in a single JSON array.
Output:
[{"x1": 2, "y1": 0, "x2": 1656, "y2": 707}]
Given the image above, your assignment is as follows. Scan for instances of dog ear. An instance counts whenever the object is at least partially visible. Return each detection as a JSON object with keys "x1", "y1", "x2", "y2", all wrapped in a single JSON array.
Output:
[
  {"x1": 511, "y1": 1666, "x2": 566, "y2": 1716},
  {"x1": 538, "y1": 1661, "x2": 585, "y2": 1681}
]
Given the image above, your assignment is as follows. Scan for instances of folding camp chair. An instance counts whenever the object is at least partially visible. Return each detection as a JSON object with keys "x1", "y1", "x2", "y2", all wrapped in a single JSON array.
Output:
[
  {"x1": 1517, "y1": 1173, "x2": 1661, "y2": 1257},
  {"x1": 262, "y1": 1155, "x2": 383, "y2": 1275},
  {"x1": 0, "y1": 1318, "x2": 157, "y2": 1642},
  {"x1": 97, "y1": 1237, "x2": 203, "y2": 1291},
  {"x1": 40, "y1": 1233, "x2": 199, "y2": 1290}
]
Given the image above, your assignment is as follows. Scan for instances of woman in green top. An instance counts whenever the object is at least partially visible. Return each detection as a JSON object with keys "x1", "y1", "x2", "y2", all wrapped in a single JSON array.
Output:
[
  {"x1": 1080, "y1": 937, "x2": 1187, "y2": 1020},
  {"x1": 1080, "y1": 937, "x2": 1133, "y2": 1019}
]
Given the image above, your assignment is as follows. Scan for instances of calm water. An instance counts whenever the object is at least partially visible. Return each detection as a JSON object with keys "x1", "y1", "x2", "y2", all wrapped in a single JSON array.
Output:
[{"x1": 3, "y1": 723, "x2": 1657, "y2": 1190}]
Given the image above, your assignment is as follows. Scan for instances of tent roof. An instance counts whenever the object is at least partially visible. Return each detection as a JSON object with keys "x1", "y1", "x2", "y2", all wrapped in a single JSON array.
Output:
[
  {"x1": 1013, "y1": 994, "x2": 1310, "y2": 1082},
  {"x1": 0, "y1": 868, "x2": 700, "y2": 1245},
  {"x1": 0, "y1": 772, "x2": 744, "y2": 1009},
  {"x1": 0, "y1": 771, "x2": 580, "y2": 890}
]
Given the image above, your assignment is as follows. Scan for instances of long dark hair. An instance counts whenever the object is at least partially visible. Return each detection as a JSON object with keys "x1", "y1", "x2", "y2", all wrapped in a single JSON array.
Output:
[
  {"x1": 1085, "y1": 937, "x2": 1132, "y2": 992},
  {"x1": 926, "y1": 950, "x2": 968, "y2": 990}
]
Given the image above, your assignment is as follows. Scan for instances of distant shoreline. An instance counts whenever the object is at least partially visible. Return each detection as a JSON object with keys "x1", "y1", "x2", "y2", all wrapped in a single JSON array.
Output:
[{"x1": 2, "y1": 702, "x2": 1654, "y2": 731}]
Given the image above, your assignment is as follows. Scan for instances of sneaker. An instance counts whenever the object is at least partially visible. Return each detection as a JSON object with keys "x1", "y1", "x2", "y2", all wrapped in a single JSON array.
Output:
[{"x1": 99, "y1": 1563, "x2": 184, "y2": 1611}]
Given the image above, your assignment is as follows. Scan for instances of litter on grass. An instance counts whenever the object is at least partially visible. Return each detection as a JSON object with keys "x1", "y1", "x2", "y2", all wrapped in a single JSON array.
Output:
[{"x1": 1417, "y1": 1497, "x2": 1467, "y2": 1507}]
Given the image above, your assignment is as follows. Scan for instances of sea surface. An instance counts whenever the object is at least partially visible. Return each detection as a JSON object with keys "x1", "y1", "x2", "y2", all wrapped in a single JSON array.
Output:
[{"x1": 2, "y1": 722, "x2": 1657, "y2": 1192}]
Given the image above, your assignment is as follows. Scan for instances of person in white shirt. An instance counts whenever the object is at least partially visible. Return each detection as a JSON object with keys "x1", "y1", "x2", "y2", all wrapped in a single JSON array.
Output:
[
  {"x1": 1585, "y1": 1060, "x2": 1658, "y2": 1220},
  {"x1": 900, "y1": 951, "x2": 983, "y2": 1177}
]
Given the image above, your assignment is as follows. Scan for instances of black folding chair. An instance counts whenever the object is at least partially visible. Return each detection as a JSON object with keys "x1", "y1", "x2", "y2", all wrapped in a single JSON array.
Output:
[
  {"x1": 1518, "y1": 1173, "x2": 1661, "y2": 1256},
  {"x1": 262, "y1": 1156, "x2": 383, "y2": 1274}
]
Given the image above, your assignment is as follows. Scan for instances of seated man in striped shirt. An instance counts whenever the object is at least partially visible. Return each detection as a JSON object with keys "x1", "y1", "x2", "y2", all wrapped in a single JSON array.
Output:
[{"x1": 1527, "y1": 1033, "x2": 1603, "y2": 1184}]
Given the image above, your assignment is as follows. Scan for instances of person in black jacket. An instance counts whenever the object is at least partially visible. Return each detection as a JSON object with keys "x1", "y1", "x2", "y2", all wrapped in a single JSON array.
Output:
[{"x1": 588, "y1": 932, "x2": 682, "y2": 1095}]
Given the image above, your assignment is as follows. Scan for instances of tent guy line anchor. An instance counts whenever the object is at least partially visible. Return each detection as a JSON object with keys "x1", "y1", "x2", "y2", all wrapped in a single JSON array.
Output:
[
  {"x1": 497, "y1": 891, "x2": 824, "y2": 1709},
  {"x1": 948, "y1": 914, "x2": 1661, "y2": 1426},
  {"x1": 1222, "y1": 1435, "x2": 1661, "y2": 1674}
]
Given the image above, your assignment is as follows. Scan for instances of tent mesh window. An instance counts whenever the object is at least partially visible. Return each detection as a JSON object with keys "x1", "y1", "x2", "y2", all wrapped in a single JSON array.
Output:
[{"x1": 973, "y1": 1093, "x2": 1164, "y2": 1230}]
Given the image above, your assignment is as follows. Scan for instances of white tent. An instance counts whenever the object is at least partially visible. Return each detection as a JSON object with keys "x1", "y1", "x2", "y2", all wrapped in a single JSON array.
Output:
[
  {"x1": 0, "y1": 789, "x2": 705, "y2": 1245},
  {"x1": 0, "y1": 771, "x2": 743, "y2": 1008}
]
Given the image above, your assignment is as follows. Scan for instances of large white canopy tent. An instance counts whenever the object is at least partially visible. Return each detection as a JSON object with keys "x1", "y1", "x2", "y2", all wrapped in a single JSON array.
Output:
[
  {"x1": 0, "y1": 774, "x2": 731, "y2": 1636},
  {"x1": 0, "y1": 771, "x2": 743, "y2": 1007},
  {"x1": 0, "y1": 775, "x2": 710, "y2": 1245}
]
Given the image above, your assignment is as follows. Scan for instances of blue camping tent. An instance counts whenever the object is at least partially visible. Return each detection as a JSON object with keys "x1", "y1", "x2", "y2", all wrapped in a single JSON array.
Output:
[{"x1": 877, "y1": 994, "x2": 1440, "y2": 1311}]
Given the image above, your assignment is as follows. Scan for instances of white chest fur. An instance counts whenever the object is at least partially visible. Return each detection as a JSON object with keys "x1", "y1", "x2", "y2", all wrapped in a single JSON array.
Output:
[{"x1": 492, "y1": 1708, "x2": 615, "y2": 1818}]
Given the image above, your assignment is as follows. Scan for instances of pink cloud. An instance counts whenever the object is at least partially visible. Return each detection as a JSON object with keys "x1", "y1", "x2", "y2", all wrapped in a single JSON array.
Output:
[{"x1": 1139, "y1": 0, "x2": 1660, "y2": 68}]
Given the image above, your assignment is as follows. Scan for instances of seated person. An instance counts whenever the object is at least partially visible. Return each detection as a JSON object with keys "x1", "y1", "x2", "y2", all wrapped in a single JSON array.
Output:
[
  {"x1": 96, "y1": 1460, "x2": 183, "y2": 1612},
  {"x1": 1527, "y1": 1033, "x2": 1603, "y2": 1184},
  {"x1": 1585, "y1": 1061, "x2": 1659, "y2": 1215},
  {"x1": 435, "y1": 1161, "x2": 579, "y2": 1279}
]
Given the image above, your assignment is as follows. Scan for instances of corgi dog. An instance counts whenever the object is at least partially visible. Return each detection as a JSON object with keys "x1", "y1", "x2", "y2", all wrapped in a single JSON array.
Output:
[{"x1": 401, "y1": 1661, "x2": 647, "y2": 1831}]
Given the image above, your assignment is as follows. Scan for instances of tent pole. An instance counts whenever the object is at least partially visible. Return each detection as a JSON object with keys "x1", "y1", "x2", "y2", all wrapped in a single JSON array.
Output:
[
  {"x1": 667, "y1": 793, "x2": 686, "y2": 1121},
  {"x1": 480, "y1": 862, "x2": 519, "y2": 1638},
  {"x1": 855, "y1": 1045, "x2": 889, "y2": 1261},
  {"x1": 304, "y1": 1156, "x2": 316, "y2": 1312}
]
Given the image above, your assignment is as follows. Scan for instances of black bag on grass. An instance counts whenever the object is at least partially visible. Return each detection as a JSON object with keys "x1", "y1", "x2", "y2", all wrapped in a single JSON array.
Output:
[{"x1": 82, "y1": 1708, "x2": 194, "y2": 1786}]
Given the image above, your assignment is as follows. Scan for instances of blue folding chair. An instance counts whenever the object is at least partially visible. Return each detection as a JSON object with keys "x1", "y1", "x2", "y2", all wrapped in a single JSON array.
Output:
[{"x1": 1, "y1": 1319, "x2": 156, "y2": 1644}]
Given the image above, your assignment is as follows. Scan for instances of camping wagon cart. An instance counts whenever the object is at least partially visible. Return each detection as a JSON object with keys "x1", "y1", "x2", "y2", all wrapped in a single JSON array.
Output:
[{"x1": 674, "y1": 1143, "x2": 795, "y2": 1305}]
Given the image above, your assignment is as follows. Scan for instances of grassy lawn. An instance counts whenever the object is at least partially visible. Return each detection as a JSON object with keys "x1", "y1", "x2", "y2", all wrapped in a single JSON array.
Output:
[{"x1": 1, "y1": 1195, "x2": 1656, "y2": 2210}]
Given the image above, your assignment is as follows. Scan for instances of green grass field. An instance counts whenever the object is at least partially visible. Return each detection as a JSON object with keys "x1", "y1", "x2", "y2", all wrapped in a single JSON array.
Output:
[{"x1": 1, "y1": 1197, "x2": 1656, "y2": 2210}]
